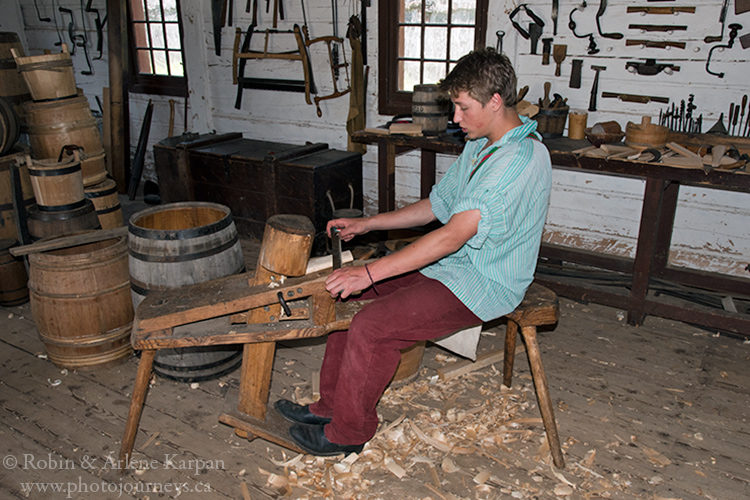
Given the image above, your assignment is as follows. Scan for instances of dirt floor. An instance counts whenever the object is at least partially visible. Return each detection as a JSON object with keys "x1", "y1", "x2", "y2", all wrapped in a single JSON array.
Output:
[{"x1": 1, "y1": 201, "x2": 749, "y2": 499}]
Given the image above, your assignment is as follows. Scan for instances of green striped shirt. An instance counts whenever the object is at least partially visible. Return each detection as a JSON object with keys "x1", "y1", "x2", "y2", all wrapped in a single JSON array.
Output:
[{"x1": 421, "y1": 117, "x2": 552, "y2": 321}]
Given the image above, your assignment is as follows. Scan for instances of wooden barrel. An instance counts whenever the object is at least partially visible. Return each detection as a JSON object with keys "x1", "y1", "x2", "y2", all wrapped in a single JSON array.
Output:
[
  {"x1": 0, "y1": 32, "x2": 31, "y2": 104},
  {"x1": 128, "y1": 201, "x2": 246, "y2": 381},
  {"x1": 80, "y1": 151, "x2": 108, "y2": 187},
  {"x1": 84, "y1": 178, "x2": 123, "y2": 229},
  {"x1": 11, "y1": 44, "x2": 77, "y2": 102},
  {"x1": 412, "y1": 84, "x2": 451, "y2": 136},
  {"x1": 27, "y1": 116, "x2": 104, "y2": 160},
  {"x1": 0, "y1": 238, "x2": 29, "y2": 306},
  {"x1": 27, "y1": 198, "x2": 101, "y2": 240},
  {"x1": 0, "y1": 96, "x2": 20, "y2": 155},
  {"x1": 27, "y1": 151, "x2": 85, "y2": 211},
  {"x1": 0, "y1": 148, "x2": 35, "y2": 241},
  {"x1": 28, "y1": 234, "x2": 133, "y2": 369}
]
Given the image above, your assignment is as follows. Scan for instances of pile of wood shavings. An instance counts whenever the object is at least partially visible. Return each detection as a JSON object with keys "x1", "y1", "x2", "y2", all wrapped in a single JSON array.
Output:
[{"x1": 261, "y1": 359, "x2": 637, "y2": 499}]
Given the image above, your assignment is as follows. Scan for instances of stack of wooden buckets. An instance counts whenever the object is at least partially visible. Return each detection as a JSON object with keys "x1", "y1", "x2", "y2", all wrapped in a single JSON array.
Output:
[
  {"x1": 0, "y1": 41, "x2": 134, "y2": 370},
  {"x1": 11, "y1": 43, "x2": 123, "y2": 236}
]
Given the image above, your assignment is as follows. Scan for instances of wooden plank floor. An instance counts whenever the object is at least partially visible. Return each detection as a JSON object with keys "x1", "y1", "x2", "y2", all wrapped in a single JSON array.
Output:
[{"x1": 1, "y1": 207, "x2": 748, "y2": 498}]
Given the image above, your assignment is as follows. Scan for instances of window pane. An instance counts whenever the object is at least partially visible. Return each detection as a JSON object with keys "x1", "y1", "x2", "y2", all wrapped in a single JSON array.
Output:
[
  {"x1": 153, "y1": 50, "x2": 168, "y2": 75},
  {"x1": 168, "y1": 51, "x2": 184, "y2": 76},
  {"x1": 150, "y1": 23, "x2": 165, "y2": 48},
  {"x1": 449, "y1": 27, "x2": 474, "y2": 60},
  {"x1": 165, "y1": 23, "x2": 181, "y2": 50},
  {"x1": 136, "y1": 49, "x2": 153, "y2": 73},
  {"x1": 130, "y1": 0, "x2": 146, "y2": 21},
  {"x1": 401, "y1": 26, "x2": 422, "y2": 58},
  {"x1": 399, "y1": 60, "x2": 421, "y2": 91},
  {"x1": 146, "y1": 0, "x2": 163, "y2": 21},
  {"x1": 424, "y1": 26, "x2": 447, "y2": 59},
  {"x1": 425, "y1": 0, "x2": 448, "y2": 24},
  {"x1": 423, "y1": 61, "x2": 446, "y2": 85},
  {"x1": 451, "y1": 0, "x2": 476, "y2": 24},
  {"x1": 401, "y1": 0, "x2": 422, "y2": 23},
  {"x1": 163, "y1": 0, "x2": 178, "y2": 21}
]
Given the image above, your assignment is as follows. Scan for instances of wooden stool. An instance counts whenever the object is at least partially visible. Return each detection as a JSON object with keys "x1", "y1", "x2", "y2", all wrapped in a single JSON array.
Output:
[{"x1": 503, "y1": 282, "x2": 565, "y2": 468}]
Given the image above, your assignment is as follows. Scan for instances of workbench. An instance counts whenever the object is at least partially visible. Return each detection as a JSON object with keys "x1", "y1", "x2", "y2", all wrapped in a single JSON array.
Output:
[{"x1": 351, "y1": 129, "x2": 750, "y2": 336}]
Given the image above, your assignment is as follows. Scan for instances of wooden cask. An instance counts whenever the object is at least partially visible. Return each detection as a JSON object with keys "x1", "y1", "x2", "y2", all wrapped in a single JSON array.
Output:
[
  {"x1": 28, "y1": 235, "x2": 133, "y2": 369},
  {"x1": 128, "y1": 202, "x2": 246, "y2": 381},
  {"x1": 26, "y1": 151, "x2": 85, "y2": 210},
  {"x1": 84, "y1": 178, "x2": 123, "y2": 229},
  {"x1": 0, "y1": 238, "x2": 28, "y2": 306},
  {"x1": 11, "y1": 44, "x2": 77, "y2": 102},
  {"x1": 0, "y1": 148, "x2": 34, "y2": 241}
]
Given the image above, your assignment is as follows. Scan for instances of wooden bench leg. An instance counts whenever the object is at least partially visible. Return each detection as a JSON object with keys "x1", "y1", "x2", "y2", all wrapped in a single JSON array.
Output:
[
  {"x1": 520, "y1": 325, "x2": 565, "y2": 468},
  {"x1": 119, "y1": 349, "x2": 155, "y2": 466},
  {"x1": 503, "y1": 320, "x2": 519, "y2": 387},
  {"x1": 237, "y1": 342, "x2": 276, "y2": 420}
]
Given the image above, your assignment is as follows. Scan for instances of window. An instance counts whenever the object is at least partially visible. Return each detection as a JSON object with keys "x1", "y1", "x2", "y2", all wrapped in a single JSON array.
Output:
[
  {"x1": 379, "y1": 0, "x2": 488, "y2": 115},
  {"x1": 128, "y1": 0, "x2": 187, "y2": 97}
]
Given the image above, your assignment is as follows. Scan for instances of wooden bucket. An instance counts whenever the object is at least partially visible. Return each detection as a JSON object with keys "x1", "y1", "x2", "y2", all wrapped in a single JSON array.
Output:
[
  {"x1": 0, "y1": 96, "x2": 20, "y2": 155},
  {"x1": 80, "y1": 150, "x2": 108, "y2": 187},
  {"x1": 28, "y1": 234, "x2": 133, "y2": 369},
  {"x1": 391, "y1": 341, "x2": 426, "y2": 386},
  {"x1": 0, "y1": 238, "x2": 29, "y2": 306},
  {"x1": 128, "y1": 201, "x2": 246, "y2": 381},
  {"x1": 84, "y1": 177, "x2": 123, "y2": 229},
  {"x1": 22, "y1": 94, "x2": 93, "y2": 125},
  {"x1": 412, "y1": 84, "x2": 451, "y2": 136},
  {"x1": 535, "y1": 106, "x2": 569, "y2": 138},
  {"x1": 0, "y1": 148, "x2": 35, "y2": 241},
  {"x1": 0, "y1": 32, "x2": 31, "y2": 103},
  {"x1": 27, "y1": 198, "x2": 101, "y2": 241},
  {"x1": 27, "y1": 151, "x2": 85, "y2": 211},
  {"x1": 11, "y1": 44, "x2": 77, "y2": 102},
  {"x1": 27, "y1": 116, "x2": 104, "y2": 159}
]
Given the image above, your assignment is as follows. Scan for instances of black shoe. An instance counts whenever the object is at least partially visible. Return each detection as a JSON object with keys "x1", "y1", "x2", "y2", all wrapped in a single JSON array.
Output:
[
  {"x1": 289, "y1": 423, "x2": 364, "y2": 456},
  {"x1": 274, "y1": 399, "x2": 332, "y2": 425}
]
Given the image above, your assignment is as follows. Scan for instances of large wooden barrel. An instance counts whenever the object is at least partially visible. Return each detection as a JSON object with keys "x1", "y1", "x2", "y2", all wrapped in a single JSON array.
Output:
[
  {"x1": 0, "y1": 96, "x2": 20, "y2": 155},
  {"x1": 84, "y1": 177, "x2": 123, "y2": 229},
  {"x1": 28, "y1": 234, "x2": 133, "y2": 369},
  {"x1": 412, "y1": 84, "x2": 451, "y2": 136},
  {"x1": 0, "y1": 32, "x2": 31, "y2": 104},
  {"x1": 27, "y1": 198, "x2": 101, "y2": 240},
  {"x1": 27, "y1": 151, "x2": 85, "y2": 211},
  {"x1": 128, "y1": 202, "x2": 246, "y2": 381},
  {"x1": 0, "y1": 148, "x2": 35, "y2": 241},
  {"x1": 0, "y1": 238, "x2": 29, "y2": 306},
  {"x1": 11, "y1": 44, "x2": 77, "y2": 102},
  {"x1": 27, "y1": 116, "x2": 104, "y2": 160}
]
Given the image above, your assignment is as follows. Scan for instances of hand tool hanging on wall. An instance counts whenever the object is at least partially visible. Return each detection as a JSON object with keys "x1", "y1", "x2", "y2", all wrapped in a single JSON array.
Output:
[
  {"x1": 596, "y1": 0, "x2": 623, "y2": 39},
  {"x1": 331, "y1": 0, "x2": 340, "y2": 79},
  {"x1": 541, "y1": 38, "x2": 553, "y2": 65},
  {"x1": 588, "y1": 65, "x2": 606, "y2": 112},
  {"x1": 626, "y1": 39, "x2": 686, "y2": 49},
  {"x1": 627, "y1": 6, "x2": 695, "y2": 15},
  {"x1": 625, "y1": 59, "x2": 680, "y2": 75},
  {"x1": 704, "y1": 0, "x2": 730, "y2": 43},
  {"x1": 601, "y1": 92, "x2": 669, "y2": 104},
  {"x1": 552, "y1": 44, "x2": 567, "y2": 77},
  {"x1": 59, "y1": 6, "x2": 77, "y2": 54},
  {"x1": 706, "y1": 23, "x2": 742, "y2": 78},
  {"x1": 509, "y1": 4, "x2": 545, "y2": 40},
  {"x1": 495, "y1": 30, "x2": 505, "y2": 53},
  {"x1": 75, "y1": 0, "x2": 93, "y2": 75},
  {"x1": 569, "y1": 2, "x2": 600, "y2": 55},
  {"x1": 739, "y1": 95, "x2": 748, "y2": 134},
  {"x1": 360, "y1": 0, "x2": 369, "y2": 65},
  {"x1": 569, "y1": 59, "x2": 583, "y2": 88},
  {"x1": 85, "y1": 0, "x2": 106, "y2": 60},
  {"x1": 551, "y1": 0, "x2": 559, "y2": 35},
  {"x1": 528, "y1": 23, "x2": 543, "y2": 54},
  {"x1": 212, "y1": 0, "x2": 228, "y2": 56},
  {"x1": 629, "y1": 24, "x2": 687, "y2": 33}
]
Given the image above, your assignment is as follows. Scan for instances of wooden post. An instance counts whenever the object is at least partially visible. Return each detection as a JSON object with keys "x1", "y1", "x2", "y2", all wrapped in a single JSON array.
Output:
[
  {"x1": 107, "y1": 0, "x2": 130, "y2": 192},
  {"x1": 237, "y1": 215, "x2": 318, "y2": 420}
]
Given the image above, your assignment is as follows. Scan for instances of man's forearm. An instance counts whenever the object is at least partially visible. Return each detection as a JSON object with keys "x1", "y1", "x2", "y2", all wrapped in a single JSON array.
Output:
[{"x1": 365, "y1": 198, "x2": 437, "y2": 232}]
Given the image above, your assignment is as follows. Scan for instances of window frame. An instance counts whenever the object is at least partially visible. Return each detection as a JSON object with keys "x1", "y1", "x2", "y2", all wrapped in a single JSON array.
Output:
[
  {"x1": 127, "y1": 0, "x2": 188, "y2": 97},
  {"x1": 378, "y1": 0, "x2": 489, "y2": 116}
]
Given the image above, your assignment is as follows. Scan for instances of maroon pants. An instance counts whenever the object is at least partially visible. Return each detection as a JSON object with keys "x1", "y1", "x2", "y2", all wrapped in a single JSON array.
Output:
[{"x1": 309, "y1": 271, "x2": 481, "y2": 445}]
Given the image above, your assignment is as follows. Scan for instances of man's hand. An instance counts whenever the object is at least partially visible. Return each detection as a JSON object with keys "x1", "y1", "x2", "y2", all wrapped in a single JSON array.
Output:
[
  {"x1": 327, "y1": 218, "x2": 369, "y2": 242},
  {"x1": 325, "y1": 265, "x2": 370, "y2": 299}
]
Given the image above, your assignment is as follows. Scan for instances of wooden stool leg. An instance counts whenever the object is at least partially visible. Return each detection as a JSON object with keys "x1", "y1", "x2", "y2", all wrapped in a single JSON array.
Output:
[
  {"x1": 503, "y1": 320, "x2": 519, "y2": 387},
  {"x1": 237, "y1": 342, "x2": 276, "y2": 420},
  {"x1": 119, "y1": 349, "x2": 156, "y2": 465},
  {"x1": 520, "y1": 325, "x2": 565, "y2": 468}
]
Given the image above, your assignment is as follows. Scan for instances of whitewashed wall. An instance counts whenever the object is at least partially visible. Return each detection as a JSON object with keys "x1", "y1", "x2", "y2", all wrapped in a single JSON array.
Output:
[{"x1": 6, "y1": 0, "x2": 750, "y2": 278}]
